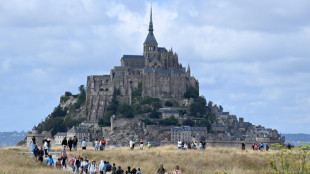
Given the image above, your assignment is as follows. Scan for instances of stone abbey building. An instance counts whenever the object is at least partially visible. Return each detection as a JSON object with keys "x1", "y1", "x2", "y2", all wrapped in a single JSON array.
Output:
[{"x1": 86, "y1": 7, "x2": 199, "y2": 121}]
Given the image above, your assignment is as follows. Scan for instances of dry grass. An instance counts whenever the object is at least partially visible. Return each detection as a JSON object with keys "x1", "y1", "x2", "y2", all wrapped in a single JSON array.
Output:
[
  {"x1": 0, "y1": 147, "x2": 70, "y2": 174},
  {"x1": 66, "y1": 145, "x2": 273, "y2": 174},
  {"x1": 0, "y1": 146, "x2": 275, "y2": 174}
]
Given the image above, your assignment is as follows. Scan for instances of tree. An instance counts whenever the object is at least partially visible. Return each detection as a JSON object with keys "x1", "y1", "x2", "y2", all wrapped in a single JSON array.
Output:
[
  {"x1": 184, "y1": 87, "x2": 199, "y2": 99},
  {"x1": 189, "y1": 96, "x2": 207, "y2": 117},
  {"x1": 149, "y1": 109, "x2": 160, "y2": 118}
]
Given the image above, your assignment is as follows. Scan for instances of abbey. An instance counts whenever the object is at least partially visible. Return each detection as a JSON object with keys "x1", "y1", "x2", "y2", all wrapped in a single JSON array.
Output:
[{"x1": 86, "y1": 7, "x2": 199, "y2": 121}]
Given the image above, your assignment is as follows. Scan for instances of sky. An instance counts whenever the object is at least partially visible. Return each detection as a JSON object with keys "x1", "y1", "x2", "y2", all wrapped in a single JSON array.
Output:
[{"x1": 0, "y1": 0, "x2": 310, "y2": 134}]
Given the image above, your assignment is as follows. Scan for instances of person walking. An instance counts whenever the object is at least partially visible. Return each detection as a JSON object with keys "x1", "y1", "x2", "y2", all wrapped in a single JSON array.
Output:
[
  {"x1": 46, "y1": 137, "x2": 51, "y2": 155},
  {"x1": 30, "y1": 136, "x2": 36, "y2": 152},
  {"x1": 173, "y1": 165, "x2": 182, "y2": 174},
  {"x1": 116, "y1": 166, "x2": 124, "y2": 174},
  {"x1": 81, "y1": 137, "x2": 87, "y2": 151},
  {"x1": 43, "y1": 139, "x2": 48, "y2": 157},
  {"x1": 61, "y1": 137, "x2": 68, "y2": 146},
  {"x1": 242, "y1": 142, "x2": 246, "y2": 150},
  {"x1": 33, "y1": 145, "x2": 39, "y2": 160},
  {"x1": 129, "y1": 139, "x2": 135, "y2": 150},
  {"x1": 136, "y1": 168, "x2": 142, "y2": 174},
  {"x1": 88, "y1": 160, "x2": 98, "y2": 174},
  {"x1": 73, "y1": 136, "x2": 78, "y2": 151},
  {"x1": 94, "y1": 138, "x2": 99, "y2": 151},
  {"x1": 139, "y1": 139, "x2": 144, "y2": 150},
  {"x1": 68, "y1": 137, "x2": 73, "y2": 152},
  {"x1": 37, "y1": 147, "x2": 44, "y2": 163},
  {"x1": 147, "y1": 142, "x2": 151, "y2": 150}
]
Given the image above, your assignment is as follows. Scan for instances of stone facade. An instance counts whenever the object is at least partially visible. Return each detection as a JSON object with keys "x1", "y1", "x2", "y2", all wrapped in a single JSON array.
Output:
[{"x1": 86, "y1": 7, "x2": 198, "y2": 121}]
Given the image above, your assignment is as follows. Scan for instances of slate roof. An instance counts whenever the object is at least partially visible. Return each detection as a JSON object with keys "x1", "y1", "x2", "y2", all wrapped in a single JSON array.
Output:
[
  {"x1": 54, "y1": 132, "x2": 66, "y2": 137},
  {"x1": 172, "y1": 126, "x2": 207, "y2": 132},
  {"x1": 122, "y1": 55, "x2": 145, "y2": 60},
  {"x1": 158, "y1": 47, "x2": 167, "y2": 53},
  {"x1": 144, "y1": 31, "x2": 158, "y2": 45},
  {"x1": 144, "y1": 69, "x2": 185, "y2": 74}
]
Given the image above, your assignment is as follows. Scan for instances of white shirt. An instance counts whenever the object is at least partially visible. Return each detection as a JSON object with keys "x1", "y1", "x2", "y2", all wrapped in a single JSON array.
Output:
[
  {"x1": 129, "y1": 141, "x2": 134, "y2": 147},
  {"x1": 177, "y1": 141, "x2": 182, "y2": 147}
]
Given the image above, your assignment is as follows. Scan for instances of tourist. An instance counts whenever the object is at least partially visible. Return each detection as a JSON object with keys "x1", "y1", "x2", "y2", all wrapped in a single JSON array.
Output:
[
  {"x1": 242, "y1": 142, "x2": 246, "y2": 150},
  {"x1": 105, "y1": 161, "x2": 112, "y2": 174},
  {"x1": 131, "y1": 168, "x2": 137, "y2": 174},
  {"x1": 74, "y1": 157, "x2": 81, "y2": 174},
  {"x1": 194, "y1": 141, "x2": 198, "y2": 149},
  {"x1": 266, "y1": 144, "x2": 270, "y2": 151},
  {"x1": 199, "y1": 141, "x2": 203, "y2": 150},
  {"x1": 68, "y1": 137, "x2": 73, "y2": 152},
  {"x1": 112, "y1": 163, "x2": 117, "y2": 174},
  {"x1": 30, "y1": 136, "x2": 36, "y2": 152},
  {"x1": 173, "y1": 165, "x2": 182, "y2": 174},
  {"x1": 88, "y1": 160, "x2": 98, "y2": 174},
  {"x1": 33, "y1": 144, "x2": 39, "y2": 160},
  {"x1": 37, "y1": 147, "x2": 44, "y2": 163},
  {"x1": 71, "y1": 156, "x2": 76, "y2": 172},
  {"x1": 126, "y1": 166, "x2": 131, "y2": 174},
  {"x1": 116, "y1": 166, "x2": 124, "y2": 174},
  {"x1": 157, "y1": 164, "x2": 166, "y2": 174},
  {"x1": 43, "y1": 139, "x2": 48, "y2": 157},
  {"x1": 62, "y1": 154, "x2": 68, "y2": 168},
  {"x1": 81, "y1": 136, "x2": 87, "y2": 150},
  {"x1": 73, "y1": 136, "x2": 78, "y2": 151},
  {"x1": 46, "y1": 137, "x2": 51, "y2": 155},
  {"x1": 45, "y1": 155, "x2": 54, "y2": 167},
  {"x1": 139, "y1": 139, "x2": 144, "y2": 150},
  {"x1": 136, "y1": 168, "x2": 142, "y2": 174},
  {"x1": 61, "y1": 136, "x2": 68, "y2": 146},
  {"x1": 147, "y1": 142, "x2": 151, "y2": 149},
  {"x1": 183, "y1": 141, "x2": 188, "y2": 150},
  {"x1": 100, "y1": 137, "x2": 106, "y2": 151},
  {"x1": 188, "y1": 141, "x2": 192, "y2": 150},
  {"x1": 94, "y1": 138, "x2": 99, "y2": 151},
  {"x1": 61, "y1": 145, "x2": 67, "y2": 157},
  {"x1": 55, "y1": 158, "x2": 62, "y2": 169},
  {"x1": 129, "y1": 139, "x2": 135, "y2": 150},
  {"x1": 82, "y1": 157, "x2": 89, "y2": 174},
  {"x1": 254, "y1": 144, "x2": 259, "y2": 150},
  {"x1": 202, "y1": 140, "x2": 206, "y2": 149},
  {"x1": 177, "y1": 139, "x2": 182, "y2": 150},
  {"x1": 99, "y1": 160, "x2": 106, "y2": 174}
]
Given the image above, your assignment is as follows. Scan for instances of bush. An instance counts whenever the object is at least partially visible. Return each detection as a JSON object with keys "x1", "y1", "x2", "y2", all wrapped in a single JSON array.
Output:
[
  {"x1": 142, "y1": 118, "x2": 157, "y2": 125},
  {"x1": 149, "y1": 109, "x2": 160, "y2": 118},
  {"x1": 183, "y1": 118, "x2": 194, "y2": 126},
  {"x1": 165, "y1": 101, "x2": 173, "y2": 107},
  {"x1": 159, "y1": 116, "x2": 178, "y2": 126}
]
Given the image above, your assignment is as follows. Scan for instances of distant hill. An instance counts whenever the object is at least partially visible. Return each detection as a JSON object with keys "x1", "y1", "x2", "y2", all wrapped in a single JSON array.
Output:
[
  {"x1": 0, "y1": 131, "x2": 27, "y2": 147},
  {"x1": 282, "y1": 133, "x2": 310, "y2": 145}
]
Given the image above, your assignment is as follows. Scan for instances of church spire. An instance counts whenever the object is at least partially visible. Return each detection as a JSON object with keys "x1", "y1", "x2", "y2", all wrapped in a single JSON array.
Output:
[{"x1": 149, "y1": 3, "x2": 153, "y2": 32}]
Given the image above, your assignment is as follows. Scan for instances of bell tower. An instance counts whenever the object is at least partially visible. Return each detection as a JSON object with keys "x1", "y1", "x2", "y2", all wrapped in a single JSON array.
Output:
[{"x1": 144, "y1": 4, "x2": 158, "y2": 67}]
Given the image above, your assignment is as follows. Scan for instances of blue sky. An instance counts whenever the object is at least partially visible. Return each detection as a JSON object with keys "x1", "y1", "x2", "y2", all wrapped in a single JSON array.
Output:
[{"x1": 0, "y1": 0, "x2": 310, "y2": 133}]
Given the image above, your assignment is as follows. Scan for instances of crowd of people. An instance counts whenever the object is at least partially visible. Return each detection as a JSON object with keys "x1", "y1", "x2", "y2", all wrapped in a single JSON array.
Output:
[{"x1": 177, "y1": 139, "x2": 206, "y2": 150}]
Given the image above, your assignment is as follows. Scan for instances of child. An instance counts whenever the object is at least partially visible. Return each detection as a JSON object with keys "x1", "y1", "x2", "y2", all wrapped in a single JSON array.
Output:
[{"x1": 45, "y1": 155, "x2": 54, "y2": 167}]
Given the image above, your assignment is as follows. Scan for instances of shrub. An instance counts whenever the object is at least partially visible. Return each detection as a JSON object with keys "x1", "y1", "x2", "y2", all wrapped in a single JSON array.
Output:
[
  {"x1": 165, "y1": 101, "x2": 173, "y2": 107},
  {"x1": 159, "y1": 116, "x2": 178, "y2": 126}
]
